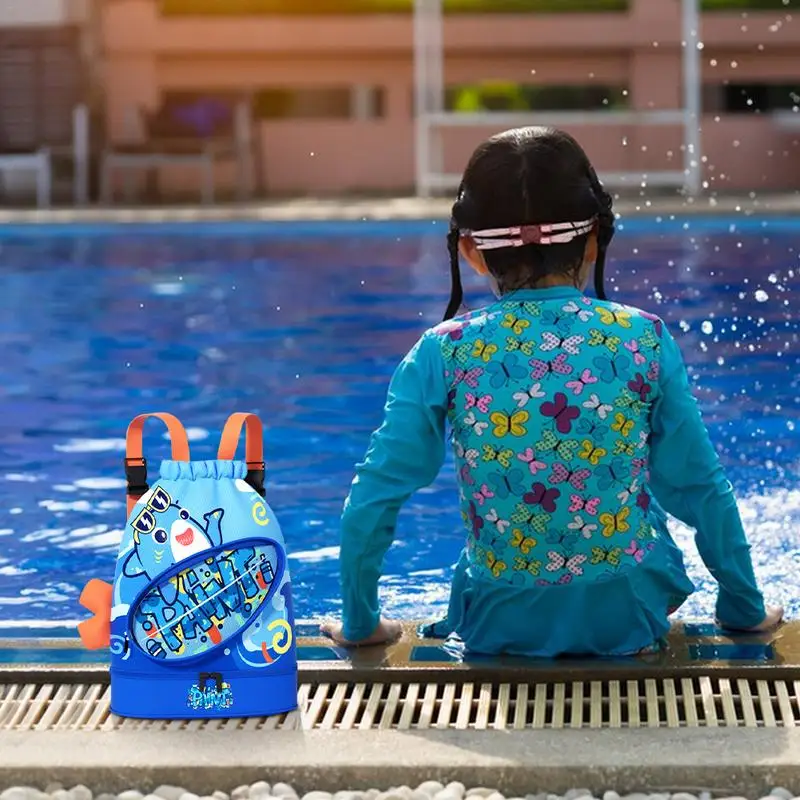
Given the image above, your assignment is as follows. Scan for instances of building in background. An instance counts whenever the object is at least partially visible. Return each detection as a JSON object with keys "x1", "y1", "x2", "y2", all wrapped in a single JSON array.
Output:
[
  {"x1": 0, "y1": 0, "x2": 95, "y2": 202},
  {"x1": 3, "y1": 0, "x2": 799, "y2": 201}
]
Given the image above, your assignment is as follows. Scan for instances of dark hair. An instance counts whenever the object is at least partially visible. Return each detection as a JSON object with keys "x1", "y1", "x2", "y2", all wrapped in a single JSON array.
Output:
[{"x1": 444, "y1": 126, "x2": 615, "y2": 320}]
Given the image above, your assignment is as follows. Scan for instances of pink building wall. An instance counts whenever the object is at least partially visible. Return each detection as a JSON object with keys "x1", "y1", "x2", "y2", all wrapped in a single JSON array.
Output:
[{"x1": 100, "y1": 0, "x2": 800, "y2": 196}]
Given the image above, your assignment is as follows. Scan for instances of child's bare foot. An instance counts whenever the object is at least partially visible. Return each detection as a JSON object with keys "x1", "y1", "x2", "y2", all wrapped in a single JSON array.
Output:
[
  {"x1": 320, "y1": 617, "x2": 403, "y2": 647},
  {"x1": 717, "y1": 605, "x2": 784, "y2": 633}
]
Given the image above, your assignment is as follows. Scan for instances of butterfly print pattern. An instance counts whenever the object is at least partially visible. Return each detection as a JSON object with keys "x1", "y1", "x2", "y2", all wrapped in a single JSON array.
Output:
[{"x1": 431, "y1": 295, "x2": 665, "y2": 585}]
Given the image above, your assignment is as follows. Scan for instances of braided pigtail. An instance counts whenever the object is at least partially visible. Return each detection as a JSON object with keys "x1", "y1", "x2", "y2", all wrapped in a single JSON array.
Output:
[{"x1": 587, "y1": 166, "x2": 616, "y2": 301}]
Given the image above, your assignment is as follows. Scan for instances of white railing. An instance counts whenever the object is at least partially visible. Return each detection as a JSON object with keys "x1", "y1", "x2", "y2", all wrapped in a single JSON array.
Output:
[{"x1": 413, "y1": 0, "x2": 703, "y2": 197}]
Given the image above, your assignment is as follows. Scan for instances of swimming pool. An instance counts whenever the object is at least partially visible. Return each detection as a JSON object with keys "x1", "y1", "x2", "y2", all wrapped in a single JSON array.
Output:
[{"x1": 0, "y1": 217, "x2": 797, "y2": 631}]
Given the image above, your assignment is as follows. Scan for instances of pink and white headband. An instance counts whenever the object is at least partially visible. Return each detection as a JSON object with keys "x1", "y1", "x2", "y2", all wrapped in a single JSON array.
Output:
[{"x1": 465, "y1": 217, "x2": 597, "y2": 250}]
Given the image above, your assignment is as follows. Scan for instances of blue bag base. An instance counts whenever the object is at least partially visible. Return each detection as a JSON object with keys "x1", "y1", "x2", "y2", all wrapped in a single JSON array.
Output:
[{"x1": 110, "y1": 669, "x2": 298, "y2": 720}]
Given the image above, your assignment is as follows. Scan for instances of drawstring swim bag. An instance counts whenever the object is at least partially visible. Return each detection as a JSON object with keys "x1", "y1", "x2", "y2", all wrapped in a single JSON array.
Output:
[{"x1": 78, "y1": 412, "x2": 298, "y2": 719}]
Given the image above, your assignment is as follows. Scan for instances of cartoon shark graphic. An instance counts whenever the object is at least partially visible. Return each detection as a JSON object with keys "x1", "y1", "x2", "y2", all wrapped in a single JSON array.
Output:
[{"x1": 123, "y1": 503, "x2": 225, "y2": 605}]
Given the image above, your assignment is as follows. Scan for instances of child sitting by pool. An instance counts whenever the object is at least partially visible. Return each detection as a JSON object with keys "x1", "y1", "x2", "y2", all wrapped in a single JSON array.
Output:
[{"x1": 321, "y1": 126, "x2": 782, "y2": 656}]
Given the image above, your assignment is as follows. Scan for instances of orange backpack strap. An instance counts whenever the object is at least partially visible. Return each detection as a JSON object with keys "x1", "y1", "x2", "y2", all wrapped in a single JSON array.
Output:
[
  {"x1": 217, "y1": 412, "x2": 266, "y2": 497},
  {"x1": 125, "y1": 412, "x2": 190, "y2": 516}
]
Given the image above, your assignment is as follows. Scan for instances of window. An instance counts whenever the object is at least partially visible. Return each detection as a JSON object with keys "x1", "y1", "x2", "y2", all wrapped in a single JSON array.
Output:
[
  {"x1": 704, "y1": 83, "x2": 800, "y2": 114},
  {"x1": 252, "y1": 86, "x2": 385, "y2": 120},
  {"x1": 444, "y1": 82, "x2": 629, "y2": 113}
]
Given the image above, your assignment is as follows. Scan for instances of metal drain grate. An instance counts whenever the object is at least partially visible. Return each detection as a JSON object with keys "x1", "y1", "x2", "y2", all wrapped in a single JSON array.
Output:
[{"x1": 2, "y1": 678, "x2": 799, "y2": 731}]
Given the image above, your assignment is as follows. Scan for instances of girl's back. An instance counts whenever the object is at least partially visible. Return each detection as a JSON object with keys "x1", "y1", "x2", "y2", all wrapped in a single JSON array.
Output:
[
  {"x1": 322, "y1": 125, "x2": 781, "y2": 656},
  {"x1": 436, "y1": 289, "x2": 658, "y2": 588}
]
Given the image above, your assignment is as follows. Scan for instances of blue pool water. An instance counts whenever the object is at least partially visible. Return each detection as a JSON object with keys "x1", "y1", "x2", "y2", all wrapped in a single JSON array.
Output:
[{"x1": 0, "y1": 217, "x2": 798, "y2": 630}]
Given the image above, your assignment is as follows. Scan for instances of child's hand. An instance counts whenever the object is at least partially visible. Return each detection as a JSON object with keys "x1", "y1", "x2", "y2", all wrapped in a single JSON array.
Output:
[
  {"x1": 320, "y1": 617, "x2": 403, "y2": 648},
  {"x1": 717, "y1": 605, "x2": 784, "y2": 633}
]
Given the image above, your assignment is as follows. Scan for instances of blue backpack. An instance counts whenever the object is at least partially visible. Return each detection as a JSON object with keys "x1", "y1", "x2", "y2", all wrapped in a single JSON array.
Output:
[{"x1": 79, "y1": 412, "x2": 298, "y2": 719}]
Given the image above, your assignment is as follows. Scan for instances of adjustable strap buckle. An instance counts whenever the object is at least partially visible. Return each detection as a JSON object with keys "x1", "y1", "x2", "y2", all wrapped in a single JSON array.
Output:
[
  {"x1": 246, "y1": 461, "x2": 266, "y2": 498},
  {"x1": 125, "y1": 457, "x2": 149, "y2": 497}
]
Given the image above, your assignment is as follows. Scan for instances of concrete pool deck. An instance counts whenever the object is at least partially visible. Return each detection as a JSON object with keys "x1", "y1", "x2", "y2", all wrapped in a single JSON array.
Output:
[
  {"x1": 0, "y1": 193, "x2": 798, "y2": 224},
  {"x1": 1, "y1": 622, "x2": 800, "y2": 796}
]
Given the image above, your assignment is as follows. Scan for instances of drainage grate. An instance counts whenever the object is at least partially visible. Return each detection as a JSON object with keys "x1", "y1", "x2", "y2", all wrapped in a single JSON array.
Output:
[{"x1": 1, "y1": 678, "x2": 799, "y2": 731}]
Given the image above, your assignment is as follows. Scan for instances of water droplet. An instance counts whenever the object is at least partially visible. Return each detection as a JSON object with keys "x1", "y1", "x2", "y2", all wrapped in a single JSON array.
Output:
[
  {"x1": 754, "y1": 290, "x2": 769, "y2": 302},
  {"x1": 701, "y1": 321, "x2": 714, "y2": 334}
]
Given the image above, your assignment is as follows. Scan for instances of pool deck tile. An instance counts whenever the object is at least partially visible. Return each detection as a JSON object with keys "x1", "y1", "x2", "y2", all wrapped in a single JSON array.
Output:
[{"x1": 1, "y1": 619, "x2": 798, "y2": 680}]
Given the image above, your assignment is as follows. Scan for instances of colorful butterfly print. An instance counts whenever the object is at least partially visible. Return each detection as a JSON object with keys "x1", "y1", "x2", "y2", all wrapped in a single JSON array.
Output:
[
  {"x1": 647, "y1": 359, "x2": 660, "y2": 382},
  {"x1": 459, "y1": 463, "x2": 475, "y2": 486},
  {"x1": 513, "y1": 383, "x2": 545, "y2": 408},
  {"x1": 637, "y1": 430, "x2": 649, "y2": 449},
  {"x1": 485, "y1": 508, "x2": 510, "y2": 534},
  {"x1": 518, "y1": 447, "x2": 547, "y2": 475},
  {"x1": 624, "y1": 340, "x2": 647, "y2": 366},
  {"x1": 510, "y1": 528, "x2": 537, "y2": 555},
  {"x1": 635, "y1": 519, "x2": 652, "y2": 540},
  {"x1": 523, "y1": 482, "x2": 561, "y2": 513},
  {"x1": 546, "y1": 550, "x2": 587, "y2": 576},
  {"x1": 625, "y1": 538, "x2": 655, "y2": 563},
  {"x1": 617, "y1": 479, "x2": 640, "y2": 505},
  {"x1": 473, "y1": 484, "x2": 495, "y2": 506},
  {"x1": 441, "y1": 340, "x2": 472, "y2": 365},
  {"x1": 462, "y1": 448, "x2": 479, "y2": 468},
  {"x1": 501, "y1": 300, "x2": 541, "y2": 317},
  {"x1": 463, "y1": 412, "x2": 489, "y2": 437},
  {"x1": 549, "y1": 463, "x2": 591, "y2": 491},
  {"x1": 568, "y1": 494, "x2": 601, "y2": 516},
  {"x1": 540, "y1": 332, "x2": 585, "y2": 355},
  {"x1": 510, "y1": 503, "x2": 552, "y2": 535},
  {"x1": 578, "y1": 439, "x2": 607, "y2": 466},
  {"x1": 489, "y1": 469, "x2": 526, "y2": 500},
  {"x1": 568, "y1": 515, "x2": 598, "y2": 539},
  {"x1": 595, "y1": 457, "x2": 630, "y2": 491},
  {"x1": 591, "y1": 545, "x2": 623, "y2": 567},
  {"x1": 454, "y1": 366, "x2": 484, "y2": 388},
  {"x1": 486, "y1": 550, "x2": 507, "y2": 578},
  {"x1": 636, "y1": 488, "x2": 651, "y2": 512},
  {"x1": 582, "y1": 393, "x2": 613, "y2": 420},
  {"x1": 631, "y1": 456, "x2": 648, "y2": 479},
  {"x1": 639, "y1": 328, "x2": 658, "y2": 350},
  {"x1": 490, "y1": 409, "x2": 529, "y2": 438},
  {"x1": 628, "y1": 373, "x2": 653, "y2": 402},
  {"x1": 482, "y1": 444, "x2": 514, "y2": 468},
  {"x1": 465, "y1": 392, "x2": 493, "y2": 414},
  {"x1": 513, "y1": 556, "x2": 543, "y2": 577},
  {"x1": 501, "y1": 312, "x2": 530, "y2": 336},
  {"x1": 588, "y1": 329, "x2": 621, "y2": 353},
  {"x1": 566, "y1": 368, "x2": 598, "y2": 396},
  {"x1": 536, "y1": 574, "x2": 573, "y2": 587},
  {"x1": 530, "y1": 353, "x2": 573, "y2": 381},
  {"x1": 638, "y1": 310, "x2": 664, "y2": 337},
  {"x1": 576, "y1": 417, "x2": 610, "y2": 442},
  {"x1": 596, "y1": 306, "x2": 633, "y2": 329},
  {"x1": 611, "y1": 412, "x2": 635, "y2": 438},
  {"x1": 473, "y1": 339, "x2": 499, "y2": 363},
  {"x1": 487, "y1": 353, "x2": 528, "y2": 388},
  {"x1": 599, "y1": 506, "x2": 631, "y2": 538},
  {"x1": 536, "y1": 430, "x2": 580, "y2": 462},
  {"x1": 562, "y1": 300, "x2": 593, "y2": 323},
  {"x1": 541, "y1": 309, "x2": 576, "y2": 332},
  {"x1": 540, "y1": 392, "x2": 580, "y2": 435},
  {"x1": 592, "y1": 353, "x2": 631, "y2": 383},
  {"x1": 546, "y1": 529, "x2": 579, "y2": 548},
  {"x1": 613, "y1": 440, "x2": 637, "y2": 457},
  {"x1": 615, "y1": 390, "x2": 645, "y2": 415},
  {"x1": 436, "y1": 319, "x2": 466, "y2": 338},
  {"x1": 506, "y1": 337, "x2": 536, "y2": 356},
  {"x1": 467, "y1": 501, "x2": 484, "y2": 538}
]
